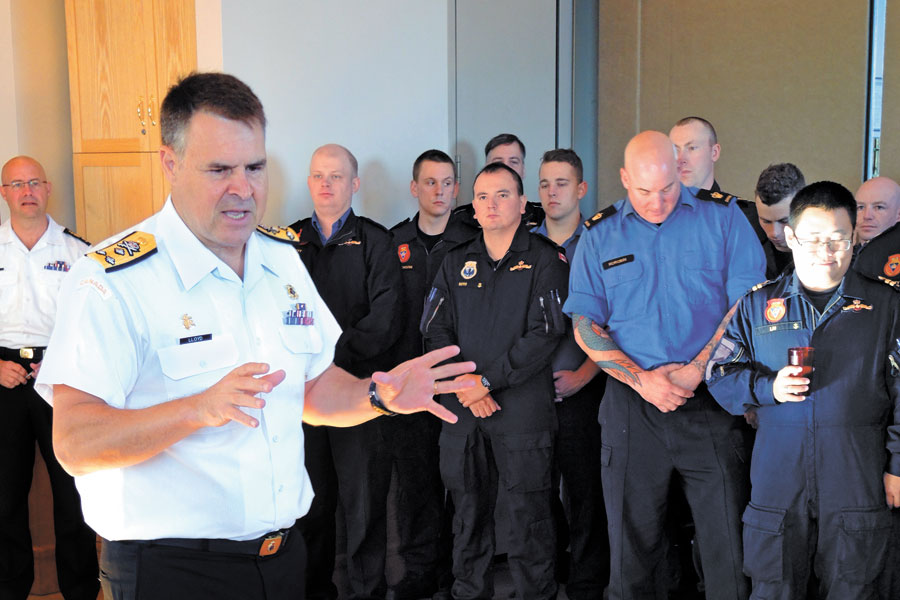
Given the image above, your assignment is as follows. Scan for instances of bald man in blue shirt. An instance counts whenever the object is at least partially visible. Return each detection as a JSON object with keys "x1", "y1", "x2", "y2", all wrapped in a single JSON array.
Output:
[{"x1": 563, "y1": 131, "x2": 765, "y2": 599}]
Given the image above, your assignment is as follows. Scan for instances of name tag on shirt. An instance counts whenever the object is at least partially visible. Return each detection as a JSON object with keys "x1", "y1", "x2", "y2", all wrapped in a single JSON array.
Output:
[{"x1": 602, "y1": 254, "x2": 634, "y2": 270}]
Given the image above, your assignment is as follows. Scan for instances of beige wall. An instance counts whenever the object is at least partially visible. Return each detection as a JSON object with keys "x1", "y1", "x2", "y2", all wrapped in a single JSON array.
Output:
[
  {"x1": 598, "y1": 1, "x2": 870, "y2": 208},
  {"x1": 881, "y1": 2, "x2": 900, "y2": 181},
  {"x1": 9, "y1": 0, "x2": 75, "y2": 229}
]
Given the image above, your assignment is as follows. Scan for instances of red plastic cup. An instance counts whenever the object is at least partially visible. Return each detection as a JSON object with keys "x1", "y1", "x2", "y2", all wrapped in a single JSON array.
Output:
[{"x1": 788, "y1": 347, "x2": 814, "y2": 397}]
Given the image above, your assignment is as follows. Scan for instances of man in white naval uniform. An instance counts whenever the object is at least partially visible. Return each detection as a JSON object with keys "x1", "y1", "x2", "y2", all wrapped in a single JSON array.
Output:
[
  {"x1": 35, "y1": 73, "x2": 474, "y2": 600},
  {"x1": 0, "y1": 155, "x2": 98, "y2": 600}
]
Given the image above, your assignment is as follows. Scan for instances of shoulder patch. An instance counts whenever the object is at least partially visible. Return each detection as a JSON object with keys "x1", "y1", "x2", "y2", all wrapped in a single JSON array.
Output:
[
  {"x1": 584, "y1": 205, "x2": 618, "y2": 229},
  {"x1": 88, "y1": 231, "x2": 157, "y2": 272},
  {"x1": 63, "y1": 228, "x2": 90, "y2": 246},
  {"x1": 696, "y1": 188, "x2": 742, "y2": 206},
  {"x1": 389, "y1": 217, "x2": 412, "y2": 232},
  {"x1": 878, "y1": 275, "x2": 900, "y2": 290},
  {"x1": 257, "y1": 224, "x2": 300, "y2": 243},
  {"x1": 749, "y1": 279, "x2": 775, "y2": 293}
]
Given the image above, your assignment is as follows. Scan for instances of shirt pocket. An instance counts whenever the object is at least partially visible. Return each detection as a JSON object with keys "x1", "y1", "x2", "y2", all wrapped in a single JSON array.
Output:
[
  {"x1": 683, "y1": 251, "x2": 725, "y2": 305},
  {"x1": 278, "y1": 325, "x2": 324, "y2": 381},
  {"x1": 603, "y1": 259, "x2": 644, "y2": 318},
  {"x1": 157, "y1": 334, "x2": 240, "y2": 399}
]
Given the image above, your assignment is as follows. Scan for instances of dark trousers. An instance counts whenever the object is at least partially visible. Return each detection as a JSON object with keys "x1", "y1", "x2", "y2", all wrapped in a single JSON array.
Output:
[
  {"x1": 439, "y1": 424, "x2": 557, "y2": 600},
  {"x1": 554, "y1": 377, "x2": 609, "y2": 600},
  {"x1": 0, "y1": 373, "x2": 98, "y2": 600},
  {"x1": 600, "y1": 380, "x2": 750, "y2": 600},
  {"x1": 299, "y1": 420, "x2": 391, "y2": 600},
  {"x1": 99, "y1": 527, "x2": 306, "y2": 600},
  {"x1": 383, "y1": 413, "x2": 446, "y2": 598}
]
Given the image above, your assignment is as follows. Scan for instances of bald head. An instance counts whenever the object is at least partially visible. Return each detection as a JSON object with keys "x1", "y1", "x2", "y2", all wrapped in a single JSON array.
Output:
[
  {"x1": 1, "y1": 155, "x2": 46, "y2": 183},
  {"x1": 307, "y1": 144, "x2": 360, "y2": 219},
  {"x1": 620, "y1": 131, "x2": 680, "y2": 224},
  {"x1": 1, "y1": 155, "x2": 52, "y2": 225},
  {"x1": 855, "y1": 176, "x2": 900, "y2": 242}
]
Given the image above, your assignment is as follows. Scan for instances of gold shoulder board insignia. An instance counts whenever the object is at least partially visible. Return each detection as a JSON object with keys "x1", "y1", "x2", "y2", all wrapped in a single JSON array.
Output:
[
  {"x1": 257, "y1": 224, "x2": 299, "y2": 243},
  {"x1": 88, "y1": 231, "x2": 157, "y2": 272},
  {"x1": 878, "y1": 275, "x2": 900, "y2": 289},
  {"x1": 584, "y1": 205, "x2": 618, "y2": 229},
  {"x1": 696, "y1": 188, "x2": 740, "y2": 206},
  {"x1": 750, "y1": 279, "x2": 773, "y2": 292},
  {"x1": 63, "y1": 228, "x2": 90, "y2": 246}
]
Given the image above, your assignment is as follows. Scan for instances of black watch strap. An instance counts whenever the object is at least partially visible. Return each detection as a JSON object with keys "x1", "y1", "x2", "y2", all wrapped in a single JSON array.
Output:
[
  {"x1": 369, "y1": 380, "x2": 399, "y2": 417},
  {"x1": 480, "y1": 375, "x2": 492, "y2": 391}
]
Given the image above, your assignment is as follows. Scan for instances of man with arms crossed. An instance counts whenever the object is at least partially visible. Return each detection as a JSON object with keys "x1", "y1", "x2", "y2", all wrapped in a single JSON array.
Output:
[
  {"x1": 36, "y1": 72, "x2": 473, "y2": 600},
  {"x1": 564, "y1": 131, "x2": 764, "y2": 599}
]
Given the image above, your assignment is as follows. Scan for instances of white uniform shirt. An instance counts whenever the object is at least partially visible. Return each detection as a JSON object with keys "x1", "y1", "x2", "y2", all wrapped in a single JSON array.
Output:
[
  {"x1": 36, "y1": 199, "x2": 341, "y2": 541},
  {"x1": 0, "y1": 216, "x2": 89, "y2": 348}
]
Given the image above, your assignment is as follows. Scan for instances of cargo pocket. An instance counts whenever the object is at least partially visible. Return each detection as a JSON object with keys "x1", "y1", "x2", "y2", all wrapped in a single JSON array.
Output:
[
  {"x1": 837, "y1": 507, "x2": 892, "y2": 584},
  {"x1": 500, "y1": 431, "x2": 552, "y2": 493},
  {"x1": 741, "y1": 504, "x2": 786, "y2": 583},
  {"x1": 438, "y1": 432, "x2": 469, "y2": 493},
  {"x1": 600, "y1": 444, "x2": 612, "y2": 468}
]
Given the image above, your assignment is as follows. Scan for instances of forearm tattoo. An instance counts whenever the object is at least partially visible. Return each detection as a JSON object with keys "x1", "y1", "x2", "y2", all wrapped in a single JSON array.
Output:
[
  {"x1": 690, "y1": 303, "x2": 739, "y2": 374},
  {"x1": 574, "y1": 314, "x2": 642, "y2": 387}
]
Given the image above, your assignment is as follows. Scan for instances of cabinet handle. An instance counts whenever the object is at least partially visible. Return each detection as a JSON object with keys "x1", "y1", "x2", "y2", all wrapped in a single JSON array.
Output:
[
  {"x1": 149, "y1": 96, "x2": 157, "y2": 127},
  {"x1": 137, "y1": 97, "x2": 146, "y2": 128}
]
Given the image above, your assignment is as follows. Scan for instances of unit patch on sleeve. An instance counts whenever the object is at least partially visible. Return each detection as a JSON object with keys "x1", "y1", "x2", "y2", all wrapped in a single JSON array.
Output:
[{"x1": 88, "y1": 231, "x2": 157, "y2": 272}]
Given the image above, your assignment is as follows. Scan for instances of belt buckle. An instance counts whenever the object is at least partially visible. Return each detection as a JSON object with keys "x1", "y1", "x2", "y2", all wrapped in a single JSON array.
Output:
[
  {"x1": 19, "y1": 348, "x2": 33, "y2": 360},
  {"x1": 258, "y1": 531, "x2": 284, "y2": 557}
]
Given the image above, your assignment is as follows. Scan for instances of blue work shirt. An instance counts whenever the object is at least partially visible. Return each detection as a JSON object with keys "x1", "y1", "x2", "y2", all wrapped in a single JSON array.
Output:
[
  {"x1": 532, "y1": 218, "x2": 588, "y2": 372},
  {"x1": 311, "y1": 207, "x2": 351, "y2": 245},
  {"x1": 563, "y1": 185, "x2": 766, "y2": 369}
]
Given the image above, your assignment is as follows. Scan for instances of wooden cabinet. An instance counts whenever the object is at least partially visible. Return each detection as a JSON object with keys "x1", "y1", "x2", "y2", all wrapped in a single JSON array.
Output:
[
  {"x1": 72, "y1": 153, "x2": 167, "y2": 243},
  {"x1": 65, "y1": 0, "x2": 195, "y2": 241}
]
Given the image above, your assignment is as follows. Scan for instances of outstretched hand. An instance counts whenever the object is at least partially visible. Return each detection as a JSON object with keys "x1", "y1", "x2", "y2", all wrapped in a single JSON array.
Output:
[
  {"x1": 372, "y1": 345, "x2": 476, "y2": 424},
  {"x1": 192, "y1": 362, "x2": 286, "y2": 429}
]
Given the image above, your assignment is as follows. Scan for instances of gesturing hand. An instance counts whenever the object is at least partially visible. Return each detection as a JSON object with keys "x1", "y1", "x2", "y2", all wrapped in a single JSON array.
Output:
[
  {"x1": 372, "y1": 345, "x2": 476, "y2": 424},
  {"x1": 192, "y1": 362, "x2": 286, "y2": 429}
]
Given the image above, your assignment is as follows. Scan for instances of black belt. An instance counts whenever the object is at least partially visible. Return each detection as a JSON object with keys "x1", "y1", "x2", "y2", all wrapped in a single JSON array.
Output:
[
  {"x1": 144, "y1": 523, "x2": 295, "y2": 558},
  {"x1": 0, "y1": 346, "x2": 45, "y2": 362}
]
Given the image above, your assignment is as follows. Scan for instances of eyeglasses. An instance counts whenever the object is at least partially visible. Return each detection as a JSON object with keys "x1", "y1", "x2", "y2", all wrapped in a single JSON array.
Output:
[
  {"x1": 794, "y1": 238, "x2": 852, "y2": 253},
  {"x1": 1, "y1": 179, "x2": 47, "y2": 191}
]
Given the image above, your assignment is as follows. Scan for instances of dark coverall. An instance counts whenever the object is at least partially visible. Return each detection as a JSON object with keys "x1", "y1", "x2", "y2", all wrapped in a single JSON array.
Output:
[
  {"x1": 707, "y1": 269, "x2": 900, "y2": 599},
  {"x1": 385, "y1": 212, "x2": 477, "y2": 599},
  {"x1": 290, "y1": 210, "x2": 403, "y2": 600},
  {"x1": 422, "y1": 225, "x2": 569, "y2": 600}
]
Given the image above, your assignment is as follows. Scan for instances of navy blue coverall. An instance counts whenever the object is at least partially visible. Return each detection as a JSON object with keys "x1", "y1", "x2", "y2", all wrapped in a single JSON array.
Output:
[{"x1": 707, "y1": 269, "x2": 900, "y2": 599}]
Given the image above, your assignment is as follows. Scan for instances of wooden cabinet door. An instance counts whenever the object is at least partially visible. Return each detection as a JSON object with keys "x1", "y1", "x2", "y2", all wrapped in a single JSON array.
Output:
[
  {"x1": 73, "y1": 152, "x2": 164, "y2": 244},
  {"x1": 151, "y1": 0, "x2": 197, "y2": 148},
  {"x1": 65, "y1": 0, "x2": 158, "y2": 153}
]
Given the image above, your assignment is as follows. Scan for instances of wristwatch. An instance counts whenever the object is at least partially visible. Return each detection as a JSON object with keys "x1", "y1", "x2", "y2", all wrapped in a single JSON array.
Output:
[
  {"x1": 480, "y1": 375, "x2": 492, "y2": 391},
  {"x1": 368, "y1": 380, "x2": 399, "y2": 417}
]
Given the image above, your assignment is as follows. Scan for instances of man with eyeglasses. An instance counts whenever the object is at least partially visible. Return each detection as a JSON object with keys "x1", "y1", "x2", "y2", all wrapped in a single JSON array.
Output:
[
  {"x1": 0, "y1": 156, "x2": 98, "y2": 600},
  {"x1": 707, "y1": 181, "x2": 900, "y2": 598}
]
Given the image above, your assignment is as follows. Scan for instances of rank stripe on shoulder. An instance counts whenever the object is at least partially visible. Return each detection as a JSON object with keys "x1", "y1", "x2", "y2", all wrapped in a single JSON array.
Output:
[
  {"x1": 257, "y1": 224, "x2": 299, "y2": 243},
  {"x1": 584, "y1": 205, "x2": 618, "y2": 229},
  {"x1": 63, "y1": 228, "x2": 90, "y2": 245},
  {"x1": 696, "y1": 188, "x2": 742, "y2": 206},
  {"x1": 750, "y1": 279, "x2": 774, "y2": 292},
  {"x1": 88, "y1": 231, "x2": 157, "y2": 272}
]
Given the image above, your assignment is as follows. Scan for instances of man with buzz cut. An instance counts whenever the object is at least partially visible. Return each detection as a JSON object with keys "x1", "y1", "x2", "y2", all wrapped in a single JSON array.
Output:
[
  {"x1": 670, "y1": 116, "x2": 767, "y2": 245},
  {"x1": 387, "y1": 149, "x2": 475, "y2": 600},
  {"x1": 565, "y1": 130, "x2": 764, "y2": 600},
  {"x1": 35, "y1": 72, "x2": 474, "y2": 600},
  {"x1": 707, "y1": 181, "x2": 900, "y2": 598},
  {"x1": 532, "y1": 148, "x2": 608, "y2": 599},
  {"x1": 0, "y1": 156, "x2": 98, "y2": 600},
  {"x1": 754, "y1": 163, "x2": 806, "y2": 279},
  {"x1": 290, "y1": 143, "x2": 405, "y2": 600},
  {"x1": 422, "y1": 161, "x2": 569, "y2": 600}
]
